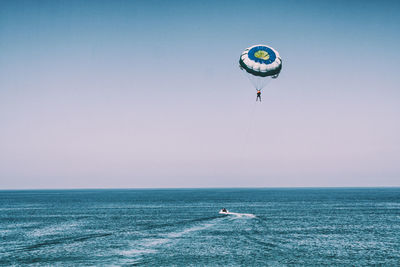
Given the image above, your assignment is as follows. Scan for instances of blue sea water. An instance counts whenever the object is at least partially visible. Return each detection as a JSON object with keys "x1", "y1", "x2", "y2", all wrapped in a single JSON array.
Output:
[{"x1": 1, "y1": 188, "x2": 400, "y2": 266}]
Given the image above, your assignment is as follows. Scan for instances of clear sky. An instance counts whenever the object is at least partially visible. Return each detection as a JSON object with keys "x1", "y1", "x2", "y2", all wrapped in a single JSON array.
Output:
[{"x1": 1, "y1": 0, "x2": 399, "y2": 189}]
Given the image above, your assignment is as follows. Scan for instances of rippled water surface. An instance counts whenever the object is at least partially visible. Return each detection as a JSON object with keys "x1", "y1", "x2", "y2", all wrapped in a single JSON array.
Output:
[{"x1": 1, "y1": 188, "x2": 400, "y2": 266}]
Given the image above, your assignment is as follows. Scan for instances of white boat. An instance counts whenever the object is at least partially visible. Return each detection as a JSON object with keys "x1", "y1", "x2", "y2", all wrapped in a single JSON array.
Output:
[{"x1": 219, "y1": 208, "x2": 229, "y2": 215}]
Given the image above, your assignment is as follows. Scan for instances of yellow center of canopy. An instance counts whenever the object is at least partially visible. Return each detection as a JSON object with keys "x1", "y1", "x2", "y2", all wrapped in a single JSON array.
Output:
[{"x1": 254, "y1": 50, "x2": 270, "y2": 60}]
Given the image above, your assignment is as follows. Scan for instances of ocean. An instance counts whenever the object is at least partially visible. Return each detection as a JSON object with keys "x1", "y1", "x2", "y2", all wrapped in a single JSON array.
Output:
[{"x1": 1, "y1": 188, "x2": 399, "y2": 266}]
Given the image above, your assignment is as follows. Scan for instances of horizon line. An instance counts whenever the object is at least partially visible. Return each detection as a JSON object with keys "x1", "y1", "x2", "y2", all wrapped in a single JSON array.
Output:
[{"x1": 1, "y1": 186, "x2": 400, "y2": 191}]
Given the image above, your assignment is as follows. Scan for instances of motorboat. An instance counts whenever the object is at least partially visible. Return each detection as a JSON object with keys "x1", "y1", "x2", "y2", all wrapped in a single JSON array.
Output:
[{"x1": 219, "y1": 208, "x2": 229, "y2": 215}]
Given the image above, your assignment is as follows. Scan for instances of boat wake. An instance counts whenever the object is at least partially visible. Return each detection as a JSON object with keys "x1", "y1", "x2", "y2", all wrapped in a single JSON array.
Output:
[
  {"x1": 119, "y1": 216, "x2": 222, "y2": 264},
  {"x1": 219, "y1": 210, "x2": 256, "y2": 218},
  {"x1": 226, "y1": 211, "x2": 256, "y2": 218}
]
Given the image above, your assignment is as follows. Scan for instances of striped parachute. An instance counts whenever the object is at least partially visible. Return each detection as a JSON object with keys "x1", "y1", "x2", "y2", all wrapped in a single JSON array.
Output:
[{"x1": 239, "y1": 44, "x2": 282, "y2": 91}]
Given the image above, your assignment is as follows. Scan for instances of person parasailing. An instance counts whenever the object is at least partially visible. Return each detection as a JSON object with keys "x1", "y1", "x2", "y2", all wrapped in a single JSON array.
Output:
[{"x1": 239, "y1": 44, "x2": 282, "y2": 101}]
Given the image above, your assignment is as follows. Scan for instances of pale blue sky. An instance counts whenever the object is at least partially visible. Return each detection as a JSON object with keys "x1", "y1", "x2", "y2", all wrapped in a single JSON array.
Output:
[{"x1": 1, "y1": 0, "x2": 399, "y2": 189}]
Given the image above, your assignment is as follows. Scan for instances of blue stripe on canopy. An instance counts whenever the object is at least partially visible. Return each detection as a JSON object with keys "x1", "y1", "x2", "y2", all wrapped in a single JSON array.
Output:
[{"x1": 248, "y1": 46, "x2": 276, "y2": 65}]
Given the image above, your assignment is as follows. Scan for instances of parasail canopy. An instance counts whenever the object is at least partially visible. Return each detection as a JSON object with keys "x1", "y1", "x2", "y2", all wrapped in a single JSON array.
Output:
[{"x1": 239, "y1": 44, "x2": 282, "y2": 78}]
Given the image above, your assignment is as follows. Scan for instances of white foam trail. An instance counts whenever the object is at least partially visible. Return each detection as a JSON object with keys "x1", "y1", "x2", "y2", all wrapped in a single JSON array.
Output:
[
  {"x1": 141, "y1": 222, "x2": 215, "y2": 247},
  {"x1": 167, "y1": 222, "x2": 214, "y2": 238},
  {"x1": 30, "y1": 221, "x2": 81, "y2": 237},
  {"x1": 120, "y1": 219, "x2": 218, "y2": 260},
  {"x1": 119, "y1": 248, "x2": 157, "y2": 256},
  {"x1": 225, "y1": 212, "x2": 256, "y2": 218}
]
